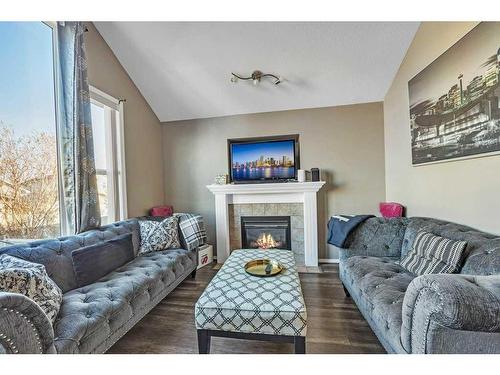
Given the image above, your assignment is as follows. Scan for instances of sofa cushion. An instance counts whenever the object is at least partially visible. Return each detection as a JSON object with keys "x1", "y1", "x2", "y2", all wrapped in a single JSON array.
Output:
[
  {"x1": 0, "y1": 220, "x2": 140, "y2": 293},
  {"x1": 342, "y1": 217, "x2": 409, "y2": 261},
  {"x1": 400, "y1": 230, "x2": 467, "y2": 276},
  {"x1": 401, "y1": 217, "x2": 500, "y2": 276},
  {"x1": 341, "y1": 255, "x2": 415, "y2": 353},
  {"x1": 0, "y1": 254, "x2": 63, "y2": 323},
  {"x1": 71, "y1": 233, "x2": 135, "y2": 288},
  {"x1": 175, "y1": 213, "x2": 207, "y2": 251},
  {"x1": 138, "y1": 216, "x2": 181, "y2": 255},
  {"x1": 53, "y1": 248, "x2": 195, "y2": 353}
]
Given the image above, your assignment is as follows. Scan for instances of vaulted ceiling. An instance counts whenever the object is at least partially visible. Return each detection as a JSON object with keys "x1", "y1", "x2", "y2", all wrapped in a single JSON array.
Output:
[{"x1": 94, "y1": 22, "x2": 419, "y2": 122}]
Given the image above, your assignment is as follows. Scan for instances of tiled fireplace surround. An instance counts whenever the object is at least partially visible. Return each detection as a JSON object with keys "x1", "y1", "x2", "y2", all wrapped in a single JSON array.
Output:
[{"x1": 229, "y1": 203, "x2": 305, "y2": 265}]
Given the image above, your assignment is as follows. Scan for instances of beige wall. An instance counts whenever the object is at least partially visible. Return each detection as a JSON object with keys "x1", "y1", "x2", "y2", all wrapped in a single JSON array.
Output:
[
  {"x1": 84, "y1": 23, "x2": 165, "y2": 217},
  {"x1": 162, "y1": 103, "x2": 386, "y2": 260},
  {"x1": 384, "y1": 22, "x2": 500, "y2": 235}
]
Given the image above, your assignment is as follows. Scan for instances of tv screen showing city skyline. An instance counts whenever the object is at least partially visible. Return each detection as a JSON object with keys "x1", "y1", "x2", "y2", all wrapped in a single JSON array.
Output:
[{"x1": 230, "y1": 139, "x2": 296, "y2": 181}]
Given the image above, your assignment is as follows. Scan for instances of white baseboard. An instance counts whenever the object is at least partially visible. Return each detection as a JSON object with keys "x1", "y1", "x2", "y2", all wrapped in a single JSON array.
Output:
[{"x1": 319, "y1": 258, "x2": 339, "y2": 264}]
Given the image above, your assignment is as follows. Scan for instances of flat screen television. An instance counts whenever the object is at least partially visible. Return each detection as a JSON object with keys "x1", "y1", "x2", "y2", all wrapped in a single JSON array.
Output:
[{"x1": 227, "y1": 135, "x2": 300, "y2": 183}]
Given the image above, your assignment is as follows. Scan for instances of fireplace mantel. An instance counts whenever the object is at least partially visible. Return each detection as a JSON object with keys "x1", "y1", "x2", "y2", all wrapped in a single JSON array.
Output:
[{"x1": 207, "y1": 181, "x2": 325, "y2": 266}]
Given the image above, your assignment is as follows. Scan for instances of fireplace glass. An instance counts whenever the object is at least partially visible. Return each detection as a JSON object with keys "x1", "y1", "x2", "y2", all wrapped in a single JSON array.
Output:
[{"x1": 241, "y1": 216, "x2": 291, "y2": 250}]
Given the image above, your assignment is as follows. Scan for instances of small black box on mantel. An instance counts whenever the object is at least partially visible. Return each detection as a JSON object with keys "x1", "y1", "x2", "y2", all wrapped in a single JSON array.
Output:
[{"x1": 311, "y1": 168, "x2": 320, "y2": 181}]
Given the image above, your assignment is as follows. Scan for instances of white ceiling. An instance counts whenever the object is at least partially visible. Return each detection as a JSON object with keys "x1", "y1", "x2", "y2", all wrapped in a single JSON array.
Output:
[{"x1": 94, "y1": 22, "x2": 419, "y2": 122}]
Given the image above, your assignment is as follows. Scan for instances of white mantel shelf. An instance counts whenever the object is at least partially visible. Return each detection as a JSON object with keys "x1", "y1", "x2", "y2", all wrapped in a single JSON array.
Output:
[
  {"x1": 207, "y1": 181, "x2": 326, "y2": 266},
  {"x1": 207, "y1": 181, "x2": 325, "y2": 194}
]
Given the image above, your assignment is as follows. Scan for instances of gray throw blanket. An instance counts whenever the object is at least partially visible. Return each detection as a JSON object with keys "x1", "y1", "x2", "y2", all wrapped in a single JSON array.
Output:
[{"x1": 327, "y1": 214, "x2": 374, "y2": 248}]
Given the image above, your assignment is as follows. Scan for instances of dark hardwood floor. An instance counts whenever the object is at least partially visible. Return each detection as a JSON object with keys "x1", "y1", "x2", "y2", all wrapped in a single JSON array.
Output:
[{"x1": 108, "y1": 264, "x2": 385, "y2": 354}]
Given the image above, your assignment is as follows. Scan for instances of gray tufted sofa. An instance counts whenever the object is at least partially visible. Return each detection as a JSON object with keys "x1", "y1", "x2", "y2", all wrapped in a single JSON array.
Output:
[
  {"x1": 339, "y1": 217, "x2": 500, "y2": 354},
  {"x1": 0, "y1": 218, "x2": 198, "y2": 354}
]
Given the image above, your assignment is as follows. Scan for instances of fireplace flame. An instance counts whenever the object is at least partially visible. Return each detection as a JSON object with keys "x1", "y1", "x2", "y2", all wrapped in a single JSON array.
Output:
[{"x1": 256, "y1": 233, "x2": 278, "y2": 249}]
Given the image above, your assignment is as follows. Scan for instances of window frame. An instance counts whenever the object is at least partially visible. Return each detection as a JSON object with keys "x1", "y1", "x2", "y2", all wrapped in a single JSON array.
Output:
[
  {"x1": 89, "y1": 85, "x2": 128, "y2": 222},
  {"x1": 45, "y1": 21, "x2": 71, "y2": 236},
  {"x1": 0, "y1": 21, "x2": 65, "y2": 242}
]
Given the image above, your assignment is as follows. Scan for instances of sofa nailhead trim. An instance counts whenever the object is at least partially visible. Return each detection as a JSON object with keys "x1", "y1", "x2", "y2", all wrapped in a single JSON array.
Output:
[
  {"x1": 2, "y1": 306, "x2": 43, "y2": 353},
  {"x1": 409, "y1": 286, "x2": 443, "y2": 354}
]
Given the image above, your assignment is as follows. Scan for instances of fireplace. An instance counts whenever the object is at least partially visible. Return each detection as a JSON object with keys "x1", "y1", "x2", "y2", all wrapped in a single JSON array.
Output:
[
  {"x1": 241, "y1": 216, "x2": 291, "y2": 250},
  {"x1": 208, "y1": 182, "x2": 325, "y2": 265}
]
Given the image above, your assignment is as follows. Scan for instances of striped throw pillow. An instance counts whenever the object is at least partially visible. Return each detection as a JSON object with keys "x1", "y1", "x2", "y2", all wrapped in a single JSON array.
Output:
[{"x1": 400, "y1": 230, "x2": 467, "y2": 276}]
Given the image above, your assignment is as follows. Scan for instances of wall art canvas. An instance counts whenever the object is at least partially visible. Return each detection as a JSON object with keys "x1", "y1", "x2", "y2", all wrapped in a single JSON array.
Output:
[{"x1": 409, "y1": 22, "x2": 500, "y2": 165}]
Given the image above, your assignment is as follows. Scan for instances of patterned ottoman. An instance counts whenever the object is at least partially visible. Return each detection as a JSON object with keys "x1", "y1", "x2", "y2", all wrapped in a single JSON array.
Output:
[{"x1": 195, "y1": 249, "x2": 307, "y2": 353}]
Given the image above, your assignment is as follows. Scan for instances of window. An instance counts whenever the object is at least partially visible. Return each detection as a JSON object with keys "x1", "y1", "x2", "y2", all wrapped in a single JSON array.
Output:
[
  {"x1": 0, "y1": 22, "x2": 127, "y2": 247},
  {"x1": 0, "y1": 22, "x2": 60, "y2": 246},
  {"x1": 90, "y1": 86, "x2": 127, "y2": 225}
]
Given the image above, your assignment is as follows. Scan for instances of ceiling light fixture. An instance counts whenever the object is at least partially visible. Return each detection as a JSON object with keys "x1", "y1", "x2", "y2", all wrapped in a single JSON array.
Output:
[{"x1": 230, "y1": 70, "x2": 282, "y2": 85}]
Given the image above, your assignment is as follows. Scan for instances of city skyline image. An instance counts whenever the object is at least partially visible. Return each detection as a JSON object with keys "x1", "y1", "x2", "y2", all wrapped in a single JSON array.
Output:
[
  {"x1": 230, "y1": 139, "x2": 296, "y2": 181},
  {"x1": 231, "y1": 140, "x2": 295, "y2": 168},
  {"x1": 408, "y1": 22, "x2": 500, "y2": 165}
]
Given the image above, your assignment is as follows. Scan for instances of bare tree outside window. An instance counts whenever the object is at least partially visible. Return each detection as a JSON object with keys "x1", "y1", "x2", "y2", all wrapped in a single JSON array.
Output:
[
  {"x1": 0, "y1": 22, "x2": 60, "y2": 246},
  {"x1": 0, "y1": 125, "x2": 60, "y2": 243}
]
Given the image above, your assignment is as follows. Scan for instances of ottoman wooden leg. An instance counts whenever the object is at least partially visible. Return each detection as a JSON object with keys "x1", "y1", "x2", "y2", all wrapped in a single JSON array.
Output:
[
  {"x1": 294, "y1": 336, "x2": 305, "y2": 354},
  {"x1": 197, "y1": 329, "x2": 211, "y2": 354}
]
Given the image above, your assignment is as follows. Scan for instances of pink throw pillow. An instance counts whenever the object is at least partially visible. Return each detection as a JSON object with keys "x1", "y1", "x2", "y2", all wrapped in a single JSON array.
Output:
[
  {"x1": 150, "y1": 205, "x2": 173, "y2": 217},
  {"x1": 379, "y1": 202, "x2": 404, "y2": 218}
]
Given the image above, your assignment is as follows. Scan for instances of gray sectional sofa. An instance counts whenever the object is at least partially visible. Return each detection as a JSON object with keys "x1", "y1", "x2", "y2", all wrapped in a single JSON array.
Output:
[
  {"x1": 0, "y1": 218, "x2": 197, "y2": 354},
  {"x1": 339, "y1": 217, "x2": 500, "y2": 354}
]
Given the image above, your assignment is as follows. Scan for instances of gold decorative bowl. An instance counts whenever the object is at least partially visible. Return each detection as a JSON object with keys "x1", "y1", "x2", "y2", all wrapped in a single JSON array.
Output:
[{"x1": 244, "y1": 259, "x2": 284, "y2": 277}]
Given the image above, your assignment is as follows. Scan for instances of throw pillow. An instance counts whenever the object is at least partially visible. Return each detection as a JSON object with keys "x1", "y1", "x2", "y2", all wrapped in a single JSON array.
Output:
[
  {"x1": 0, "y1": 254, "x2": 63, "y2": 323},
  {"x1": 400, "y1": 230, "x2": 467, "y2": 276},
  {"x1": 138, "y1": 216, "x2": 180, "y2": 255},
  {"x1": 174, "y1": 213, "x2": 207, "y2": 251},
  {"x1": 72, "y1": 233, "x2": 135, "y2": 287}
]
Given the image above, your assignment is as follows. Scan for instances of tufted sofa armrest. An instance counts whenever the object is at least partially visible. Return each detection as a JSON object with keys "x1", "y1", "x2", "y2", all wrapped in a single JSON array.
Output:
[
  {"x1": 0, "y1": 292, "x2": 56, "y2": 354},
  {"x1": 401, "y1": 274, "x2": 500, "y2": 354}
]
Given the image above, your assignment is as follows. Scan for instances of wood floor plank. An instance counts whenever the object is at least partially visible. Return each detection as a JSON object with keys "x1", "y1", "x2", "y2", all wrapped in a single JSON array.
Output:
[{"x1": 107, "y1": 264, "x2": 385, "y2": 354}]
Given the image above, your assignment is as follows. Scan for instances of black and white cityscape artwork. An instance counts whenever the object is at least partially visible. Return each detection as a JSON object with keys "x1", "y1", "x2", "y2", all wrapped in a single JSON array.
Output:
[{"x1": 409, "y1": 22, "x2": 500, "y2": 165}]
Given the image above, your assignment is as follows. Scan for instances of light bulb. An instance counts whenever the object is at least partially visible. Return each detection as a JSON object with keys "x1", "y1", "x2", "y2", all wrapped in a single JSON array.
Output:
[
  {"x1": 253, "y1": 79, "x2": 259, "y2": 85},
  {"x1": 231, "y1": 76, "x2": 238, "y2": 83}
]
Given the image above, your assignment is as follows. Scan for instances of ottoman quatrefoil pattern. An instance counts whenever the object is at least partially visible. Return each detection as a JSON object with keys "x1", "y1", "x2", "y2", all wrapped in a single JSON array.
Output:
[{"x1": 195, "y1": 249, "x2": 307, "y2": 336}]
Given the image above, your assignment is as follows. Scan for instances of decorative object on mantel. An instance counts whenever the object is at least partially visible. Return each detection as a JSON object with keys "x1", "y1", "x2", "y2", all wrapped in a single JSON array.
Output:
[
  {"x1": 230, "y1": 70, "x2": 283, "y2": 85},
  {"x1": 214, "y1": 174, "x2": 229, "y2": 185},
  {"x1": 297, "y1": 169, "x2": 306, "y2": 182},
  {"x1": 408, "y1": 22, "x2": 500, "y2": 166},
  {"x1": 311, "y1": 168, "x2": 320, "y2": 182}
]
